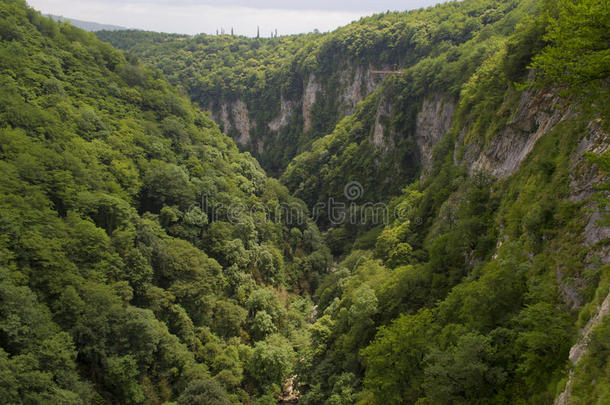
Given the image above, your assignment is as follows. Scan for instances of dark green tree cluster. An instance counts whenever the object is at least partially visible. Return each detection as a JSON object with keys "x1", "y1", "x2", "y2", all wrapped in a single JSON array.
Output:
[{"x1": 529, "y1": 0, "x2": 610, "y2": 120}]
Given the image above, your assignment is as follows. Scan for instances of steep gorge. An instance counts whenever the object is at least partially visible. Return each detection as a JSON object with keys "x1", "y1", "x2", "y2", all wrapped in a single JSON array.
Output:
[
  {"x1": 99, "y1": 0, "x2": 610, "y2": 403},
  {"x1": 0, "y1": 0, "x2": 608, "y2": 403},
  {"x1": 102, "y1": 1, "x2": 610, "y2": 402}
]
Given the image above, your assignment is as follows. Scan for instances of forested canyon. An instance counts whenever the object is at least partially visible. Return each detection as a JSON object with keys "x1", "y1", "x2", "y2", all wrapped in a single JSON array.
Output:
[{"x1": 0, "y1": 0, "x2": 609, "y2": 403}]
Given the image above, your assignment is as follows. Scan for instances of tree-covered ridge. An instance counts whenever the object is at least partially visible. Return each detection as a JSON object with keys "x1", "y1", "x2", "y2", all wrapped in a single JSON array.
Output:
[
  {"x1": 0, "y1": 0, "x2": 330, "y2": 402},
  {"x1": 97, "y1": 0, "x2": 529, "y2": 175},
  {"x1": 98, "y1": 0, "x2": 524, "y2": 100}
]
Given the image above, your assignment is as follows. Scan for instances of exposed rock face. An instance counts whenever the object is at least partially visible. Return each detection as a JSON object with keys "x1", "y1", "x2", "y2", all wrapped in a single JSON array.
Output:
[
  {"x1": 207, "y1": 64, "x2": 384, "y2": 169},
  {"x1": 210, "y1": 64, "x2": 383, "y2": 140},
  {"x1": 463, "y1": 90, "x2": 570, "y2": 178},
  {"x1": 279, "y1": 375, "x2": 299, "y2": 404},
  {"x1": 303, "y1": 73, "x2": 322, "y2": 133},
  {"x1": 570, "y1": 121, "x2": 610, "y2": 203},
  {"x1": 555, "y1": 292, "x2": 610, "y2": 405},
  {"x1": 340, "y1": 65, "x2": 380, "y2": 115},
  {"x1": 416, "y1": 94, "x2": 455, "y2": 169},
  {"x1": 212, "y1": 100, "x2": 252, "y2": 146},
  {"x1": 218, "y1": 102, "x2": 230, "y2": 134},
  {"x1": 372, "y1": 95, "x2": 393, "y2": 149},
  {"x1": 371, "y1": 93, "x2": 455, "y2": 168},
  {"x1": 570, "y1": 121, "x2": 610, "y2": 263},
  {"x1": 573, "y1": 294, "x2": 610, "y2": 365},
  {"x1": 269, "y1": 96, "x2": 297, "y2": 132},
  {"x1": 232, "y1": 100, "x2": 251, "y2": 146}
]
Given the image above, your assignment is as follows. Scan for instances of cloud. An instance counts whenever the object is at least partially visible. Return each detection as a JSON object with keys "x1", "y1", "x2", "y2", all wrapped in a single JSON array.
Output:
[{"x1": 26, "y1": 0, "x2": 387, "y2": 35}]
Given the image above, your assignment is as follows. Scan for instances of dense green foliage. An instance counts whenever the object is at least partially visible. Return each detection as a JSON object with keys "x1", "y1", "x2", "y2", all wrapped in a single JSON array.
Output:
[
  {"x1": 1, "y1": 0, "x2": 609, "y2": 403},
  {"x1": 0, "y1": 1, "x2": 329, "y2": 402},
  {"x1": 280, "y1": 0, "x2": 541, "y2": 241},
  {"x1": 529, "y1": 0, "x2": 610, "y2": 120}
]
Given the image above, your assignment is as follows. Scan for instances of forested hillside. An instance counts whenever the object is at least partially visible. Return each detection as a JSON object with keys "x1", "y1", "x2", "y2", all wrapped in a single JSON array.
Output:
[
  {"x1": 0, "y1": 1, "x2": 330, "y2": 403},
  {"x1": 2, "y1": 0, "x2": 609, "y2": 403}
]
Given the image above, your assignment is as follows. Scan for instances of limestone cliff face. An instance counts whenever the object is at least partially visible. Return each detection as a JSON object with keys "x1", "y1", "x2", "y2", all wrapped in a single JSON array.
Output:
[
  {"x1": 218, "y1": 102, "x2": 230, "y2": 136},
  {"x1": 206, "y1": 63, "x2": 384, "y2": 168},
  {"x1": 339, "y1": 65, "x2": 381, "y2": 116},
  {"x1": 570, "y1": 120, "x2": 610, "y2": 205},
  {"x1": 232, "y1": 100, "x2": 251, "y2": 146},
  {"x1": 370, "y1": 93, "x2": 455, "y2": 172},
  {"x1": 372, "y1": 95, "x2": 393, "y2": 149},
  {"x1": 212, "y1": 100, "x2": 252, "y2": 146},
  {"x1": 460, "y1": 89, "x2": 571, "y2": 178},
  {"x1": 416, "y1": 94, "x2": 455, "y2": 169},
  {"x1": 571, "y1": 121, "x2": 610, "y2": 260},
  {"x1": 368, "y1": 84, "x2": 605, "y2": 203},
  {"x1": 302, "y1": 73, "x2": 322, "y2": 133},
  {"x1": 369, "y1": 84, "x2": 589, "y2": 183},
  {"x1": 268, "y1": 96, "x2": 297, "y2": 132}
]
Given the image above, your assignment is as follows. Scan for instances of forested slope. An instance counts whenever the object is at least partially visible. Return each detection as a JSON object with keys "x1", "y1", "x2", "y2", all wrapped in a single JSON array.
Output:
[
  {"x1": 0, "y1": 1, "x2": 330, "y2": 403},
  {"x1": 296, "y1": 0, "x2": 610, "y2": 402},
  {"x1": 294, "y1": 0, "x2": 610, "y2": 403}
]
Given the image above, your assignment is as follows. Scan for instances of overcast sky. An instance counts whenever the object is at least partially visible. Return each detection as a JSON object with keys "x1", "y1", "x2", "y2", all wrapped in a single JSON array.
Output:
[{"x1": 27, "y1": 0, "x2": 445, "y2": 36}]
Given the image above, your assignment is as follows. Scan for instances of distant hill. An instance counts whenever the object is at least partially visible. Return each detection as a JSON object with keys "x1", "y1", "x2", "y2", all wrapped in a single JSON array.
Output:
[{"x1": 46, "y1": 14, "x2": 128, "y2": 31}]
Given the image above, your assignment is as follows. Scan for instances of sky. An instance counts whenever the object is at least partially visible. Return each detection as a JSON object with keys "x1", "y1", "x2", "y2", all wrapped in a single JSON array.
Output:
[{"x1": 26, "y1": 0, "x2": 445, "y2": 36}]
